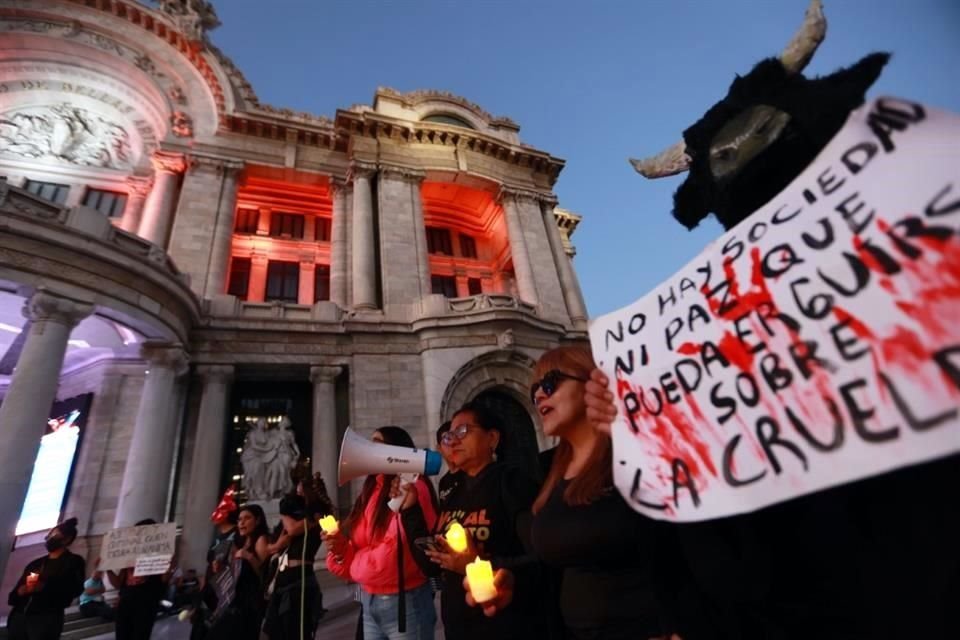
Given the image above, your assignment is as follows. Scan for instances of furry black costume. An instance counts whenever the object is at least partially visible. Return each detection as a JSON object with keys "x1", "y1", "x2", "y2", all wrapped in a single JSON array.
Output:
[{"x1": 630, "y1": 2, "x2": 960, "y2": 638}]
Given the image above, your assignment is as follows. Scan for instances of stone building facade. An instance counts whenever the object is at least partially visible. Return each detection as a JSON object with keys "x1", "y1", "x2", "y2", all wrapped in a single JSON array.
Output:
[{"x1": 0, "y1": 0, "x2": 588, "y2": 596}]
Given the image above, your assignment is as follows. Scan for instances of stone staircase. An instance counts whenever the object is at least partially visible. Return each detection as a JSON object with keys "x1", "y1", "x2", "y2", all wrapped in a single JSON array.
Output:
[{"x1": 0, "y1": 608, "x2": 113, "y2": 640}]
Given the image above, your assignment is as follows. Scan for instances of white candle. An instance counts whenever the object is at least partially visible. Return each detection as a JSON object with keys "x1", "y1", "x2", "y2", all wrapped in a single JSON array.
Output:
[
  {"x1": 318, "y1": 515, "x2": 339, "y2": 535},
  {"x1": 465, "y1": 557, "x2": 497, "y2": 604}
]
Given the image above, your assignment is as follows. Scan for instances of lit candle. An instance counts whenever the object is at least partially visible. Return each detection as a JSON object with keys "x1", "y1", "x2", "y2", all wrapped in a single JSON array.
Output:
[
  {"x1": 445, "y1": 522, "x2": 468, "y2": 553},
  {"x1": 465, "y1": 557, "x2": 497, "y2": 603},
  {"x1": 318, "y1": 515, "x2": 339, "y2": 535},
  {"x1": 26, "y1": 572, "x2": 39, "y2": 587}
]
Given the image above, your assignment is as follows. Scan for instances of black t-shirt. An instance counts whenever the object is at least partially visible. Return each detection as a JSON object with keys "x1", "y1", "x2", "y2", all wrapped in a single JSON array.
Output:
[
  {"x1": 531, "y1": 480, "x2": 665, "y2": 638},
  {"x1": 7, "y1": 551, "x2": 85, "y2": 615},
  {"x1": 403, "y1": 462, "x2": 540, "y2": 640}
]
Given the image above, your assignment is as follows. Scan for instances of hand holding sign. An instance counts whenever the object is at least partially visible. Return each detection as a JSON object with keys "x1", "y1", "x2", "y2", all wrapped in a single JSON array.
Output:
[{"x1": 591, "y1": 98, "x2": 960, "y2": 522}]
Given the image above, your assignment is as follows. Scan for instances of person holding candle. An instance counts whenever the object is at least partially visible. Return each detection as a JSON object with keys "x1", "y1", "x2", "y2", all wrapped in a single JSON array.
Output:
[
  {"x1": 323, "y1": 426, "x2": 439, "y2": 640},
  {"x1": 7, "y1": 517, "x2": 86, "y2": 640},
  {"x1": 465, "y1": 346, "x2": 680, "y2": 639},
  {"x1": 396, "y1": 402, "x2": 542, "y2": 640}
]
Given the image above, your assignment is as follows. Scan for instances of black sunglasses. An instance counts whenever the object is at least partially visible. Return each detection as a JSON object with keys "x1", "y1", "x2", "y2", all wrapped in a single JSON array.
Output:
[{"x1": 530, "y1": 369, "x2": 588, "y2": 405}]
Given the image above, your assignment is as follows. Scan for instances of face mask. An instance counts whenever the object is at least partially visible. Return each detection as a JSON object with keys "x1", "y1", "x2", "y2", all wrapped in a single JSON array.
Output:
[{"x1": 45, "y1": 538, "x2": 65, "y2": 552}]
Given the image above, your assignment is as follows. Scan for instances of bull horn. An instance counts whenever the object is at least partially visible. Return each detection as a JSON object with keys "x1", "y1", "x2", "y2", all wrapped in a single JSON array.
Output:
[
  {"x1": 780, "y1": 0, "x2": 827, "y2": 74},
  {"x1": 629, "y1": 141, "x2": 691, "y2": 179}
]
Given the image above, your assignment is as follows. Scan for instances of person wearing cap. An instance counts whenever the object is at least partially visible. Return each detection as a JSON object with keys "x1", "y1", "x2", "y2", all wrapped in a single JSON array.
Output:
[{"x1": 7, "y1": 517, "x2": 86, "y2": 640}]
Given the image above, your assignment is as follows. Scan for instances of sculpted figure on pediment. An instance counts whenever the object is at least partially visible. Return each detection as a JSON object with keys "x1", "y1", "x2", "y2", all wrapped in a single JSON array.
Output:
[{"x1": 0, "y1": 103, "x2": 132, "y2": 169}]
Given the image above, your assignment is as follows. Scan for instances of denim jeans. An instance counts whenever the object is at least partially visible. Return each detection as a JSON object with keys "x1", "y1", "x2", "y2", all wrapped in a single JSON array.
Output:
[{"x1": 360, "y1": 582, "x2": 435, "y2": 640}]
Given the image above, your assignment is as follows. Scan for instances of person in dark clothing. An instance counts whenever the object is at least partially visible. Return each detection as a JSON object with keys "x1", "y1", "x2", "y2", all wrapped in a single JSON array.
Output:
[
  {"x1": 397, "y1": 402, "x2": 542, "y2": 640},
  {"x1": 434, "y1": 421, "x2": 461, "y2": 504},
  {"x1": 108, "y1": 518, "x2": 169, "y2": 640},
  {"x1": 207, "y1": 504, "x2": 270, "y2": 640},
  {"x1": 7, "y1": 517, "x2": 86, "y2": 640},
  {"x1": 262, "y1": 494, "x2": 323, "y2": 640},
  {"x1": 466, "y1": 347, "x2": 677, "y2": 639}
]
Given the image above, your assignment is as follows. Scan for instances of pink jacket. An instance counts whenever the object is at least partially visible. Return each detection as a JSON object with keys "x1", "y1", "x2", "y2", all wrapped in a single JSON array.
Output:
[{"x1": 326, "y1": 475, "x2": 437, "y2": 594}]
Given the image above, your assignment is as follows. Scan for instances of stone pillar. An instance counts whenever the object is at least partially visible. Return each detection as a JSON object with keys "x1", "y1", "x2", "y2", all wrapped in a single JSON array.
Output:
[
  {"x1": 204, "y1": 162, "x2": 244, "y2": 299},
  {"x1": 0, "y1": 290, "x2": 92, "y2": 579},
  {"x1": 540, "y1": 198, "x2": 588, "y2": 326},
  {"x1": 350, "y1": 165, "x2": 378, "y2": 310},
  {"x1": 499, "y1": 189, "x2": 538, "y2": 305},
  {"x1": 256, "y1": 207, "x2": 271, "y2": 236},
  {"x1": 310, "y1": 365, "x2": 341, "y2": 512},
  {"x1": 179, "y1": 365, "x2": 233, "y2": 571},
  {"x1": 455, "y1": 273, "x2": 470, "y2": 298},
  {"x1": 138, "y1": 151, "x2": 187, "y2": 247},
  {"x1": 119, "y1": 177, "x2": 152, "y2": 233},
  {"x1": 329, "y1": 179, "x2": 349, "y2": 308},
  {"x1": 299, "y1": 260, "x2": 315, "y2": 305},
  {"x1": 248, "y1": 254, "x2": 268, "y2": 303},
  {"x1": 409, "y1": 175, "x2": 431, "y2": 299},
  {"x1": 114, "y1": 343, "x2": 188, "y2": 527}
]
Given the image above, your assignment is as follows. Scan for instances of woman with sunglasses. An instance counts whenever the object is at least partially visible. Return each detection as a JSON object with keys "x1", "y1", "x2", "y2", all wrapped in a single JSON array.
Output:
[
  {"x1": 468, "y1": 345, "x2": 680, "y2": 640},
  {"x1": 397, "y1": 402, "x2": 541, "y2": 640}
]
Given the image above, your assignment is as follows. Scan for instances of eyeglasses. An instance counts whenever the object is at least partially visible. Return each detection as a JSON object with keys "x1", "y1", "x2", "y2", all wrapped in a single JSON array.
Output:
[
  {"x1": 440, "y1": 423, "x2": 479, "y2": 446},
  {"x1": 530, "y1": 369, "x2": 587, "y2": 405}
]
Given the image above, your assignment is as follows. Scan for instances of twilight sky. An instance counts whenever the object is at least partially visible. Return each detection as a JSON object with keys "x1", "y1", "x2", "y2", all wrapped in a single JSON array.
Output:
[{"x1": 206, "y1": 0, "x2": 960, "y2": 316}]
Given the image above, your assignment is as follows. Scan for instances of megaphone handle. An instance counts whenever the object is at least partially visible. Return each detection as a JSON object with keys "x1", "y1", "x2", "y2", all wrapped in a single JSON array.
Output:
[{"x1": 388, "y1": 473, "x2": 419, "y2": 512}]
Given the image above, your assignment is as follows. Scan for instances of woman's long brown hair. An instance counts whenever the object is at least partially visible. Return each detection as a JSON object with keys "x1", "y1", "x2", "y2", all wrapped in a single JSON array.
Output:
[{"x1": 532, "y1": 345, "x2": 613, "y2": 514}]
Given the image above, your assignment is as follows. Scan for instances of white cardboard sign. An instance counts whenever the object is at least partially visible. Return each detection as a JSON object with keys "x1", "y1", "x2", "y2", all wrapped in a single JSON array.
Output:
[{"x1": 590, "y1": 97, "x2": 960, "y2": 521}]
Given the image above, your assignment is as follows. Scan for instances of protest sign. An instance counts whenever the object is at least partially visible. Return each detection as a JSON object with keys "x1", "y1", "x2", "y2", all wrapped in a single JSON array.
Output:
[
  {"x1": 100, "y1": 522, "x2": 177, "y2": 571},
  {"x1": 133, "y1": 554, "x2": 172, "y2": 577},
  {"x1": 590, "y1": 97, "x2": 960, "y2": 521}
]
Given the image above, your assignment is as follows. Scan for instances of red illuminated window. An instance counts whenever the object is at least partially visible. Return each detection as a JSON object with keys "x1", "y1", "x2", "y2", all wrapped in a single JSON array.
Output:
[
  {"x1": 235, "y1": 208, "x2": 259, "y2": 233},
  {"x1": 426, "y1": 227, "x2": 453, "y2": 255},
  {"x1": 315, "y1": 217, "x2": 332, "y2": 242},
  {"x1": 227, "y1": 257, "x2": 252, "y2": 299},
  {"x1": 315, "y1": 265, "x2": 331, "y2": 302},
  {"x1": 266, "y1": 260, "x2": 300, "y2": 302},
  {"x1": 467, "y1": 278, "x2": 482, "y2": 295},
  {"x1": 459, "y1": 234, "x2": 478, "y2": 259},
  {"x1": 431, "y1": 275, "x2": 457, "y2": 298},
  {"x1": 270, "y1": 213, "x2": 305, "y2": 239}
]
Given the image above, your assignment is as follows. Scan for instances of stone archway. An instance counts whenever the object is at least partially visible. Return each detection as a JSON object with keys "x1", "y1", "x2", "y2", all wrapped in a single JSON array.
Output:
[{"x1": 439, "y1": 349, "x2": 547, "y2": 474}]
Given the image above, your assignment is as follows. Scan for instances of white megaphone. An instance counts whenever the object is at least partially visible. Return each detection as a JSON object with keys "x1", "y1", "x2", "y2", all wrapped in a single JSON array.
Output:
[{"x1": 337, "y1": 427, "x2": 443, "y2": 486}]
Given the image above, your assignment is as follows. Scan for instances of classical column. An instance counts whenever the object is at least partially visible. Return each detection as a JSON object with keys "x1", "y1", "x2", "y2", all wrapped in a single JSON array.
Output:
[
  {"x1": 350, "y1": 165, "x2": 378, "y2": 310},
  {"x1": 119, "y1": 177, "x2": 152, "y2": 233},
  {"x1": 138, "y1": 151, "x2": 187, "y2": 247},
  {"x1": 310, "y1": 365, "x2": 341, "y2": 512},
  {"x1": 455, "y1": 273, "x2": 470, "y2": 298},
  {"x1": 256, "y1": 207, "x2": 271, "y2": 236},
  {"x1": 298, "y1": 260, "x2": 315, "y2": 305},
  {"x1": 114, "y1": 343, "x2": 188, "y2": 527},
  {"x1": 409, "y1": 174, "x2": 431, "y2": 299},
  {"x1": 499, "y1": 189, "x2": 538, "y2": 305},
  {"x1": 204, "y1": 161, "x2": 244, "y2": 299},
  {"x1": 248, "y1": 254, "x2": 268, "y2": 303},
  {"x1": 329, "y1": 178, "x2": 349, "y2": 308},
  {"x1": 0, "y1": 290, "x2": 93, "y2": 580},
  {"x1": 179, "y1": 365, "x2": 233, "y2": 571},
  {"x1": 540, "y1": 198, "x2": 588, "y2": 326}
]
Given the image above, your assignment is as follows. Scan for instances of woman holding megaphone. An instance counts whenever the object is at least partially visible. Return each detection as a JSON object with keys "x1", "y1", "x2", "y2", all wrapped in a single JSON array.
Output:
[
  {"x1": 324, "y1": 426, "x2": 439, "y2": 639},
  {"x1": 395, "y1": 402, "x2": 542, "y2": 640}
]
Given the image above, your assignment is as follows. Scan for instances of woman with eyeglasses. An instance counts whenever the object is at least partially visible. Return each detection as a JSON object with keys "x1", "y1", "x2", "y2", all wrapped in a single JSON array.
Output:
[
  {"x1": 466, "y1": 345, "x2": 680, "y2": 640},
  {"x1": 397, "y1": 402, "x2": 541, "y2": 640}
]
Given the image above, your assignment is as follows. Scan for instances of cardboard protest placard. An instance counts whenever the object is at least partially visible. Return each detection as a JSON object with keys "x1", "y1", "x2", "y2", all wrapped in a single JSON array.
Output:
[
  {"x1": 99, "y1": 522, "x2": 177, "y2": 571},
  {"x1": 133, "y1": 554, "x2": 172, "y2": 577},
  {"x1": 590, "y1": 97, "x2": 960, "y2": 522}
]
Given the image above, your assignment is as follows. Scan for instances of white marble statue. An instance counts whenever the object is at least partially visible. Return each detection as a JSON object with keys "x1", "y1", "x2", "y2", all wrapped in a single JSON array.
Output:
[{"x1": 241, "y1": 417, "x2": 300, "y2": 500}]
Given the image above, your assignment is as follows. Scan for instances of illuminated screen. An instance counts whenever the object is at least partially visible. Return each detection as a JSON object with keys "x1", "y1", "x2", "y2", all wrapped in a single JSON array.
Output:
[{"x1": 16, "y1": 394, "x2": 92, "y2": 535}]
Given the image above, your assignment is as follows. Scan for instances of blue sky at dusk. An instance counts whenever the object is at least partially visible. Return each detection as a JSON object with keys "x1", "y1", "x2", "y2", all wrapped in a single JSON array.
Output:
[{"x1": 208, "y1": 0, "x2": 960, "y2": 316}]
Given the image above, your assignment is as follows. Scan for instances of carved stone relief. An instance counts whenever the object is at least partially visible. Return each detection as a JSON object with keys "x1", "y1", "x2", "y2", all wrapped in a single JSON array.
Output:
[{"x1": 0, "y1": 103, "x2": 133, "y2": 169}]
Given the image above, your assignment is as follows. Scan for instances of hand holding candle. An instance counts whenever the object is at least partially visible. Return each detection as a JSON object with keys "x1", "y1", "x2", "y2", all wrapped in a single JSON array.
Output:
[
  {"x1": 318, "y1": 515, "x2": 339, "y2": 535},
  {"x1": 463, "y1": 568, "x2": 514, "y2": 617},
  {"x1": 445, "y1": 522, "x2": 468, "y2": 553},
  {"x1": 465, "y1": 557, "x2": 497, "y2": 604}
]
